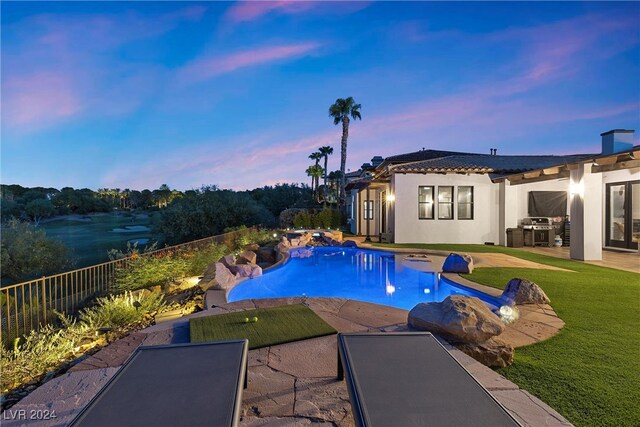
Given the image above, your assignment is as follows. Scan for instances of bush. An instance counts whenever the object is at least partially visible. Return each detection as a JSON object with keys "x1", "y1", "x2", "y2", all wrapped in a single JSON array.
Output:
[
  {"x1": 1, "y1": 218, "x2": 73, "y2": 283},
  {"x1": 114, "y1": 254, "x2": 190, "y2": 292},
  {"x1": 291, "y1": 209, "x2": 341, "y2": 230},
  {"x1": 186, "y1": 243, "x2": 228, "y2": 276},
  {"x1": 279, "y1": 208, "x2": 305, "y2": 228},
  {"x1": 79, "y1": 291, "x2": 165, "y2": 329},
  {"x1": 1, "y1": 291, "x2": 165, "y2": 392}
]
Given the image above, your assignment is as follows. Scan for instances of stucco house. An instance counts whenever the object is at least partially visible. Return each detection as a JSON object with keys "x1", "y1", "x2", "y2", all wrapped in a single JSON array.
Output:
[{"x1": 346, "y1": 129, "x2": 639, "y2": 261}]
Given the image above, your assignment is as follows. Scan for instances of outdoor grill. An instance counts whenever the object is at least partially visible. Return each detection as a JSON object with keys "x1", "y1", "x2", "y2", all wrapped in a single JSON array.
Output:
[
  {"x1": 521, "y1": 217, "x2": 555, "y2": 230},
  {"x1": 521, "y1": 217, "x2": 556, "y2": 246}
]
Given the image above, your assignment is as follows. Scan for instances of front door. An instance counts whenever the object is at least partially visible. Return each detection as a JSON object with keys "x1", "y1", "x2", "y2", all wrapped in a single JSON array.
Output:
[{"x1": 606, "y1": 181, "x2": 640, "y2": 250}]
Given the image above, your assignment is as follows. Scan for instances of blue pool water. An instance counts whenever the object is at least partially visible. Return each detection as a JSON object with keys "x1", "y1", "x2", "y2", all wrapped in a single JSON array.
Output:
[{"x1": 228, "y1": 247, "x2": 502, "y2": 311}]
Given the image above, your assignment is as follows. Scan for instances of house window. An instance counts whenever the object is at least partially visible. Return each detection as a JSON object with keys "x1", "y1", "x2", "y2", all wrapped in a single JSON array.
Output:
[
  {"x1": 458, "y1": 186, "x2": 474, "y2": 220},
  {"x1": 418, "y1": 186, "x2": 434, "y2": 219},
  {"x1": 438, "y1": 186, "x2": 454, "y2": 219},
  {"x1": 363, "y1": 200, "x2": 374, "y2": 220}
]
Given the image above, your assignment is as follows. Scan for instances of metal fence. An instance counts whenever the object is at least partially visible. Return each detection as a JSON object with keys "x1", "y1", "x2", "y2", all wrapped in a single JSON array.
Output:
[{"x1": 0, "y1": 227, "x2": 254, "y2": 344}]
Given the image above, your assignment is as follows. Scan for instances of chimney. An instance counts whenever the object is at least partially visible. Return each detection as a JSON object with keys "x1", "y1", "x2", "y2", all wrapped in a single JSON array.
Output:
[
  {"x1": 601, "y1": 129, "x2": 634, "y2": 155},
  {"x1": 371, "y1": 156, "x2": 384, "y2": 167}
]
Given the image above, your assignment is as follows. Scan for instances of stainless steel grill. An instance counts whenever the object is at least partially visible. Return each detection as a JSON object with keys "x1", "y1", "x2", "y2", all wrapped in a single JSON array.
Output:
[{"x1": 521, "y1": 217, "x2": 555, "y2": 230}]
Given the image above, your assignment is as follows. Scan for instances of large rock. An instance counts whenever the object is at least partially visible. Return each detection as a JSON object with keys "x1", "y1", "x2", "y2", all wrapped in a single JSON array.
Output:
[
  {"x1": 275, "y1": 242, "x2": 290, "y2": 254},
  {"x1": 233, "y1": 263, "x2": 263, "y2": 279},
  {"x1": 442, "y1": 253, "x2": 474, "y2": 274},
  {"x1": 237, "y1": 250, "x2": 257, "y2": 265},
  {"x1": 408, "y1": 295, "x2": 504, "y2": 343},
  {"x1": 214, "y1": 262, "x2": 237, "y2": 290},
  {"x1": 280, "y1": 236, "x2": 291, "y2": 248},
  {"x1": 501, "y1": 278, "x2": 550, "y2": 305},
  {"x1": 218, "y1": 254, "x2": 237, "y2": 270},
  {"x1": 256, "y1": 247, "x2": 276, "y2": 264},
  {"x1": 454, "y1": 337, "x2": 514, "y2": 368},
  {"x1": 243, "y1": 243, "x2": 260, "y2": 252},
  {"x1": 342, "y1": 240, "x2": 358, "y2": 248},
  {"x1": 197, "y1": 262, "x2": 217, "y2": 290}
]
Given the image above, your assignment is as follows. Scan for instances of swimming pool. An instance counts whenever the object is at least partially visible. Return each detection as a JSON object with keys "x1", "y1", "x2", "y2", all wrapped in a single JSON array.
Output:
[{"x1": 228, "y1": 247, "x2": 502, "y2": 311}]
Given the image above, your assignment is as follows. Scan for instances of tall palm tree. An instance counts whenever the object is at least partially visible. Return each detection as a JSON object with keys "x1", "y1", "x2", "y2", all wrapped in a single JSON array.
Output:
[
  {"x1": 329, "y1": 97, "x2": 361, "y2": 213},
  {"x1": 308, "y1": 152, "x2": 323, "y2": 195},
  {"x1": 318, "y1": 146, "x2": 334, "y2": 207}
]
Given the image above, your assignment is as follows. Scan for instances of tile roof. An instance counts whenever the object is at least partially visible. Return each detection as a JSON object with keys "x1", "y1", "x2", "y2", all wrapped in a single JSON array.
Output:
[
  {"x1": 382, "y1": 149, "x2": 478, "y2": 164},
  {"x1": 390, "y1": 154, "x2": 596, "y2": 175}
]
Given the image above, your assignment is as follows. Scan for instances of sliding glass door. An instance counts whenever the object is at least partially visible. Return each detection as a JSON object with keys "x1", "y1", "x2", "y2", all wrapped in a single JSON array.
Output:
[{"x1": 606, "y1": 181, "x2": 640, "y2": 250}]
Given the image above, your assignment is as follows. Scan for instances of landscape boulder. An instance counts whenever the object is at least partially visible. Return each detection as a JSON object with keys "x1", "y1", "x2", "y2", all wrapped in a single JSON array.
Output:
[
  {"x1": 233, "y1": 263, "x2": 262, "y2": 279},
  {"x1": 275, "y1": 242, "x2": 290, "y2": 254},
  {"x1": 442, "y1": 253, "x2": 474, "y2": 274},
  {"x1": 501, "y1": 278, "x2": 550, "y2": 305},
  {"x1": 454, "y1": 337, "x2": 514, "y2": 368},
  {"x1": 197, "y1": 262, "x2": 218, "y2": 291},
  {"x1": 256, "y1": 247, "x2": 276, "y2": 264},
  {"x1": 237, "y1": 250, "x2": 257, "y2": 265},
  {"x1": 243, "y1": 243, "x2": 260, "y2": 252},
  {"x1": 214, "y1": 262, "x2": 237, "y2": 290},
  {"x1": 218, "y1": 254, "x2": 237, "y2": 270},
  {"x1": 342, "y1": 240, "x2": 358, "y2": 248},
  {"x1": 408, "y1": 295, "x2": 504, "y2": 343},
  {"x1": 280, "y1": 236, "x2": 291, "y2": 248}
]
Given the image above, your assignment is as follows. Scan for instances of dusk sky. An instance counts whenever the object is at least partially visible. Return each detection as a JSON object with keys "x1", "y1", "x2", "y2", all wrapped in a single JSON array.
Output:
[{"x1": 2, "y1": 1, "x2": 639, "y2": 191}]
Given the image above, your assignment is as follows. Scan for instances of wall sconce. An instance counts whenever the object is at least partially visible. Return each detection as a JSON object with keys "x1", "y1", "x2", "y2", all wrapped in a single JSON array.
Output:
[
  {"x1": 386, "y1": 193, "x2": 396, "y2": 202},
  {"x1": 569, "y1": 181, "x2": 584, "y2": 197}
]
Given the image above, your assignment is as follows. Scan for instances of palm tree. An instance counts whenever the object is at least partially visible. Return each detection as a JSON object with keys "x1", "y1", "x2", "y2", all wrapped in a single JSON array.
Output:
[
  {"x1": 318, "y1": 146, "x2": 334, "y2": 207},
  {"x1": 305, "y1": 164, "x2": 324, "y2": 201},
  {"x1": 329, "y1": 97, "x2": 361, "y2": 213},
  {"x1": 308, "y1": 152, "x2": 323, "y2": 195}
]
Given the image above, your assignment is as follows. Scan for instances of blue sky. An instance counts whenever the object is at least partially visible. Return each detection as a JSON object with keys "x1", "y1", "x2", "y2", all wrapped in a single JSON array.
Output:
[{"x1": 2, "y1": 1, "x2": 639, "y2": 191}]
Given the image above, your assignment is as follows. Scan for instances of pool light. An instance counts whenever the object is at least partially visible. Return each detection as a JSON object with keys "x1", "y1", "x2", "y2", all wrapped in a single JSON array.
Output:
[{"x1": 386, "y1": 283, "x2": 396, "y2": 296}]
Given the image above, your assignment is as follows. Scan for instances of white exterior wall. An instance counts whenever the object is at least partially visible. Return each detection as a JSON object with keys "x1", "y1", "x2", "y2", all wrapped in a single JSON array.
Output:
[
  {"x1": 393, "y1": 173, "x2": 499, "y2": 244},
  {"x1": 511, "y1": 178, "x2": 571, "y2": 224}
]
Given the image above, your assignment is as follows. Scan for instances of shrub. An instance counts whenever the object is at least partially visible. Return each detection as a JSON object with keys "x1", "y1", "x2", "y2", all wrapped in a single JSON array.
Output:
[
  {"x1": 79, "y1": 291, "x2": 165, "y2": 329},
  {"x1": 291, "y1": 209, "x2": 341, "y2": 230},
  {"x1": 114, "y1": 254, "x2": 190, "y2": 291},
  {"x1": 186, "y1": 243, "x2": 228, "y2": 276},
  {"x1": 279, "y1": 208, "x2": 305, "y2": 228},
  {"x1": 0, "y1": 291, "x2": 165, "y2": 392},
  {"x1": 1, "y1": 218, "x2": 73, "y2": 283},
  {"x1": 0, "y1": 321, "x2": 85, "y2": 392}
]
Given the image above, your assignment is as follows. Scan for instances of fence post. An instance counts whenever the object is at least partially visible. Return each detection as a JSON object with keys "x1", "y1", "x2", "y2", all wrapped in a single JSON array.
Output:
[{"x1": 41, "y1": 277, "x2": 47, "y2": 326}]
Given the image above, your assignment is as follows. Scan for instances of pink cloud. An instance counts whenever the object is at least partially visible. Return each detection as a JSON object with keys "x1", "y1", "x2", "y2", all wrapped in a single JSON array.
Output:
[
  {"x1": 178, "y1": 43, "x2": 320, "y2": 83},
  {"x1": 3, "y1": 72, "x2": 82, "y2": 128},
  {"x1": 225, "y1": 1, "x2": 317, "y2": 24}
]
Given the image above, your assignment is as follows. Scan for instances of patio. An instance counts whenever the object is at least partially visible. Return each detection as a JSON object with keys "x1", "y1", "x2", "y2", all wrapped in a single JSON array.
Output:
[{"x1": 2, "y1": 295, "x2": 571, "y2": 427}]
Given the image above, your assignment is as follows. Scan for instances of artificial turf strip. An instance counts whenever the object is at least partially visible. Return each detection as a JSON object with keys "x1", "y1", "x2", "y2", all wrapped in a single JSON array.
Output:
[
  {"x1": 189, "y1": 304, "x2": 337, "y2": 350},
  {"x1": 374, "y1": 243, "x2": 640, "y2": 427}
]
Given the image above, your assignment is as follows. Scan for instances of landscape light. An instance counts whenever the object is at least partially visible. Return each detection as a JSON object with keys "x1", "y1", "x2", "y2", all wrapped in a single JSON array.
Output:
[
  {"x1": 498, "y1": 305, "x2": 519, "y2": 323},
  {"x1": 273, "y1": 233, "x2": 278, "y2": 238}
]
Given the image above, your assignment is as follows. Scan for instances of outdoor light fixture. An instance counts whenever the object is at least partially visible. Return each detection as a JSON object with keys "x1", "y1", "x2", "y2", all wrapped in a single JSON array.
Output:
[
  {"x1": 498, "y1": 305, "x2": 519, "y2": 324},
  {"x1": 423, "y1": 288, "x2": 430, "y2": 294},
  {"x1": 272, "y1": 233, "x2": 278, "y2": 238},
  {"x1": 569, "y1": 180, "x2": 584, "y2": 197},
  {"x1": 386, "y1": 193, "x2": 396, "y2": 202}
]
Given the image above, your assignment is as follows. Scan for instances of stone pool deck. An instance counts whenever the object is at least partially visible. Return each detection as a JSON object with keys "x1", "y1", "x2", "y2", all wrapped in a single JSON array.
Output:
[{"x1": 2, "y1": 297, "x2": 571, "y2": 427}]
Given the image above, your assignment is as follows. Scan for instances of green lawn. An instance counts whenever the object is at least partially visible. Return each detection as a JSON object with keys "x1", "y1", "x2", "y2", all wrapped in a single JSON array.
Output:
[
  {"x1": 190, "y1": 304, "x2": 337, "y2": 349},
  {"x1": 42, "y1": 212, "x2": 159, "y2": 268},
  {"x1": 375, "y1": 243, "x2": 640, "y2": 427}
]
